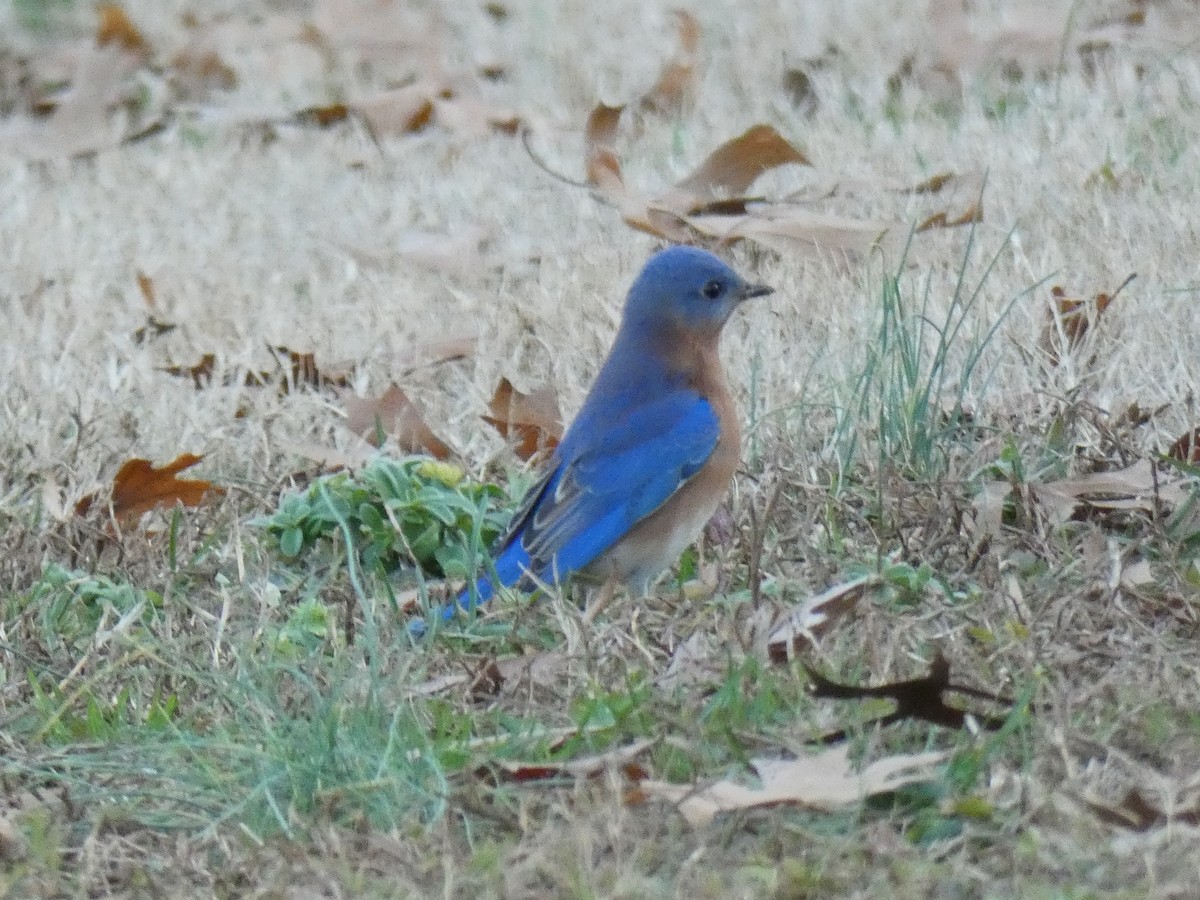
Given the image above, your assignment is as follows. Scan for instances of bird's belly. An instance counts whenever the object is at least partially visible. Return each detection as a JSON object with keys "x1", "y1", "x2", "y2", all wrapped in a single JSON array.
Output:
[{"x1": 586, "y1": 446, "x2": 736, "y2": 594}]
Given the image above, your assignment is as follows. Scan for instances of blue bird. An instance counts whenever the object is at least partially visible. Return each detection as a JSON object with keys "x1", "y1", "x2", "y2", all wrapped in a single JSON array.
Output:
[{"x1": 432, "y1": 245, "x2": 771, "y2": 627}]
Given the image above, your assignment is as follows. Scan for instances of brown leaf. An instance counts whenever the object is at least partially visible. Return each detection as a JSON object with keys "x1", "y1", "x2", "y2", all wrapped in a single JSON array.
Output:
[
  {"x1": 584, "y1": 118, "x2": 813, "y2": 248},
  {"x1": 136, "y1": 271, "x2": 156, "y2": 310},
  {"x1": 1167, "y1": 427, "x2": 1200, "y2": 464},
  {"x1": 1039, "y1": 275, "x2": 1133, "y2": 365},
  {"x1": 482, "y1": 377, "x2": 563, "y2": 461},
  {"x1": 168, "y1": 48, "x2": 238, "y2": 99},
  {"x1": 296, "y1": 103, "x2": 351, "y2": 128},
  {"x1": 353, "y1": 84, "x2": 437, "y2": 135},
  {"x1": 266, "y1": 345, "x2": 353, "y2": 392},
  {"x1": 584, "y1": 102, "x2": 628, "y2": 193},
  {"x1": 639, "y1": 10, "x2": 702, "y2": 116},
  {"x1": 634, "y1": 744, "x2": 949, "y2": 826},
  {"x1": 670, "y1": 125, "x2": 810, "y2": 205},
  {"x1": 76, "y1": 454, "x2": 223, "y2": 525},
  {"x1": 343, "y1": 384, "x2": 453, "y2": 458},
  {"x1": 1080, "y1": 787, "x2": 1200, "y2": 832},
  {"x1": 915, "y1": 201, "x2": 983, "y2": 232},
  {"x1": 766, "y1": 575, "x2": 875, "y2": 663},
  {"x1": 131, "y1": 316, "x2": 176, "y2": 346},
  {"x1": 161, "y1": 353, "x2": 216, "y2": 389},
  {"x1": 485, "y1": 739, "x2": 654, "y2": 784},
  {"x1": 96, "y1": 3, "x2": 149, "y2": 57}
]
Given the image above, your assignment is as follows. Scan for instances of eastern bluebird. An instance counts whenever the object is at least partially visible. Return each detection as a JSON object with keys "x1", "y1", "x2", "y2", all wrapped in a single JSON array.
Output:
[{"x1": 430, "y1": 245, "x2": 771, "y2": 627}]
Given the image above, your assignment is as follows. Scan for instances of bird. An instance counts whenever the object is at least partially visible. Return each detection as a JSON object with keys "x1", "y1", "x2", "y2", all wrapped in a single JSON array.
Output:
[{"x1": 429, "y1": 245, "x2": 772, "y2": 628}]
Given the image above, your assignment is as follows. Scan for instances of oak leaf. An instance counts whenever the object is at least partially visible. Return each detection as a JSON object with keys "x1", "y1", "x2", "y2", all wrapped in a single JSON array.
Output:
[{"x1": 76, "y1": 454, "x2": 223, "y2": 525}]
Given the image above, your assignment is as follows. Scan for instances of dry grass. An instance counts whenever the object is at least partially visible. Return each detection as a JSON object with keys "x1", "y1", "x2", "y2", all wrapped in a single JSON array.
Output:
[{"x1": 3, "y1": 0, "x2": 1200, "y2": 896}]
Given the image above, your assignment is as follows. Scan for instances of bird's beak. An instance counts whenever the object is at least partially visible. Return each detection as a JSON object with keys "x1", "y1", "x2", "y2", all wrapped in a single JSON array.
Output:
[{"x1": 738, "y1": 283, "x2": 774, "y2": 301}]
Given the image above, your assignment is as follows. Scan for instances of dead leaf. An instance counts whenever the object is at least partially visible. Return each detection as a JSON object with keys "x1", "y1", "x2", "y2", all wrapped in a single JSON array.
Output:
[
  {"x1": 915, "y1": 201, "x2": 983, "y2": 232},
  {"x1": 584, "y1": 119, "x2": 816, "y2": 251},
  {"x1": 485, "y1": 739, "x2": 654, "y2": 784},
  {"x1": 296, "y1": 103, "x2": 350, "y2": 127},
  {"x1": 1039, "y1": 275, "x2": 1133, "y2": 366},
  {"x1": 0, "y1": 46, "x2": 147, "y2": 160},
  {"x1": 162, "y1": 347, "x2": 351, "y2": 393},
  {"x1": 639, "y1": 10, "x2": 702, "y2": 116},
  {"x1": 766, "y1": 575, "x2": 876, "y2": 663},
  {"x1": 782, "y1": 68, "x2": 819, "y2": 117},
  {"x1": 136, "y1": 271, "x2": 156, "y2": 309},
  {"x1": 1080, "y1": 787, "x2": 1200, "y2": 832},
  {"x1": 342, "y1": 384, "x2": 453, "y2": 458},
  {"x1": 805, "y1": 652, "x2": 1014, "y2": 743},
  {"x1": 353, "y1": 84, "x2": 437, "y2": 135},
  {"x1": 161, "y1": 354, "x2": 217, "y2": 389},
  {"x1": 96, "y1": 3, "x2": 149, "y2": 57},
  {"x1": 584, "y1": 102, "x2": 625, "y2": 188},
  {"x1": 1167, "y1": 427, "x2": 1200, "y2": 464},
  {"x1": 482, "y1": 377, "x2": 563, "y2": 461},
  {"x1": 686, "y1": 205, "x2": 892, "y2": 261},
  {"x1": 634, "y1": 744, "x2": 949, "y2": 826},
  {"x1": 168, "y1": 48, "x2": 238, "y2": 99},
  {"x1": 75, "y1": 454, "x2": 223, "y2": 525},
  {"x1": 131, "y1": 316, "x2": 176, "y2": 346},
  {"x1": 668, "y1": 125, "x2": 810, "y2": 205},
  {"x1": 1033, "y1": 459, "x2": 1187, "y2": 525}
]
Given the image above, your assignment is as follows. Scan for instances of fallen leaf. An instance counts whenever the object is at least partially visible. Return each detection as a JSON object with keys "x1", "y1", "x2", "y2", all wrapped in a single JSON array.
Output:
[
  {"x1": 766, "y1": 575, "x2": 876, "y2": 662},
  {"x1": 264, "y1": 345, "x2": 353, "y2": 392},
  {"x1": 634, "y1": 744, "x2": 950, "y2": 826},
  {"x1": 1167, "y1": 427, "x2": 1200, "y2": 464},
  {"x1": 584, "y1": 102, "x2": 625, "y2": 188},
  {"x1": 342, "y1": 384, "x2": 453, "y2": 458},
  {"x1": 584, "y1": 119, "x2": 817, "y2": 251},
  {"x1": 1080, "y1": 787, "x2": 1200, "y2": 832},
  {"x1": 686, "y1": 205, "x2": 892, "y2": 261},
  {"x1": 285, "y1": 440, "x2": 376, "y2": 472},
  {"x1": 168, "y1": 48, "x2": 238, "y2": 99},
  {"x1": 639, "y1": 10, "x2": 702, "y2": 116},
  {"x1": 667, "y1": 125, "x2": 811, "y2": 206},
  {"x1": 353, "y1": 83, "x2": 437, "y2": 135},
  {"x1": 96, "y1": 3, "x2": 149, "y2": 57},
  {"x1": 804, "y1": 652, "x2": 1014, "y2": 743},
  {"x1": 782, "y1": 68, "x2": 820, "y2": 117},
  {"x1": 0, "y1": 46, "x2": 148, "y2": 160},
  {"x1": 131, "y1": 316, "x2": 176, "y2": 346},
  {"x1": 1033, "y1": 459, "x2": 1187, "y2": 525},
  {"x1": 75, "y1": 454, "x2": 223, "y2": 525},
  {"x1": 482, "y1": 377, "x2": 563, "y2": 461},
  {"x1": 161, "y1": 353, "x2": 217, "y2": 389},
  {"x1": 136, "y1": 271, "x2": 156, "y2": 309},
  {"x1": 915, "y1": 202, "x2": 983, "y2": 232},
  {"x1": 296, "y1": 103, "x2": 350, "y2": 127},
  {"x1": 485, "y1": 739, "x2": 654, "y2": 784},
  {"x1": 161, "y1": 347, "x2": 352, "y2": 393},
  {"x1": 968, "y1": 480, "x2": 1011, "y2": 539},
  {"x1": 1039, "y1": 275, "x2": 1133, "y2": 366}
]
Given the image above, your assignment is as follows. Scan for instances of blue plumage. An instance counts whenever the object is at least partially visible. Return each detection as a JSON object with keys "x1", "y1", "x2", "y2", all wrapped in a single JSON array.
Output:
[{"x1": 422, "y1": 245, "x2": 771, "y2": 629}]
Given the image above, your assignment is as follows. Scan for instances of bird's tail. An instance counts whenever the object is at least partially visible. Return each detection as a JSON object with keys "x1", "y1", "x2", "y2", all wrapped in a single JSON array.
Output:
[{"x1": 409, "y1": 542, "x2": 530, "y2": 636}]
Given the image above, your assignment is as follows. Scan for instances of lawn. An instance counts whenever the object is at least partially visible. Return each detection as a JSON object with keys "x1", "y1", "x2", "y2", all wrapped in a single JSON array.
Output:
[{"x1": 3, "y1": 0, "x2": 1200, "y2": 896}]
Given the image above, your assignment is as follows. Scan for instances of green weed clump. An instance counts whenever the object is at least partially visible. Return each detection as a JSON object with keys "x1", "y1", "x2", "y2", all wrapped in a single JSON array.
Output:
[{"x1": 258, "y1": 456, "x2": 511, "y2": 581}]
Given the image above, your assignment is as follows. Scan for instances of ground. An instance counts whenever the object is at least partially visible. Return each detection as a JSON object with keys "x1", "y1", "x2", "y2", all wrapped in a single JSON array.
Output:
[{"x1": 2, "y1": 0, "x2": 1200, "y2": 897}]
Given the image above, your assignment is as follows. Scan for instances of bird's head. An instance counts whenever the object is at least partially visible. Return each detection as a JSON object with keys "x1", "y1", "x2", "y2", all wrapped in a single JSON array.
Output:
[{"x1": 622, "y1": 245, "x2": 773, "y2": 335}]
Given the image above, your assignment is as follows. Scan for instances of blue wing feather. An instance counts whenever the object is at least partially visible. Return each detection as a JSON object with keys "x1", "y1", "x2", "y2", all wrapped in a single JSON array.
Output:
[{"x1": 441, "y1": 390, "x2": 719, "y2": 621}]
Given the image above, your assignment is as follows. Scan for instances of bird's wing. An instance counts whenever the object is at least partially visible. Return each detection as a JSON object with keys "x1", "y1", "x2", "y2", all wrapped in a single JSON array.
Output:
[{"x1": 510, "y1": 390, "x2": 719, "y2": 581}]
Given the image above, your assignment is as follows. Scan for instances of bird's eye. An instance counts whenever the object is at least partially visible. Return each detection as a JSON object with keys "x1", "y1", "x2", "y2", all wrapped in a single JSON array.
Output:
[{"x1": 701, "y1": 279, "x2": 723, "y2": 300}]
